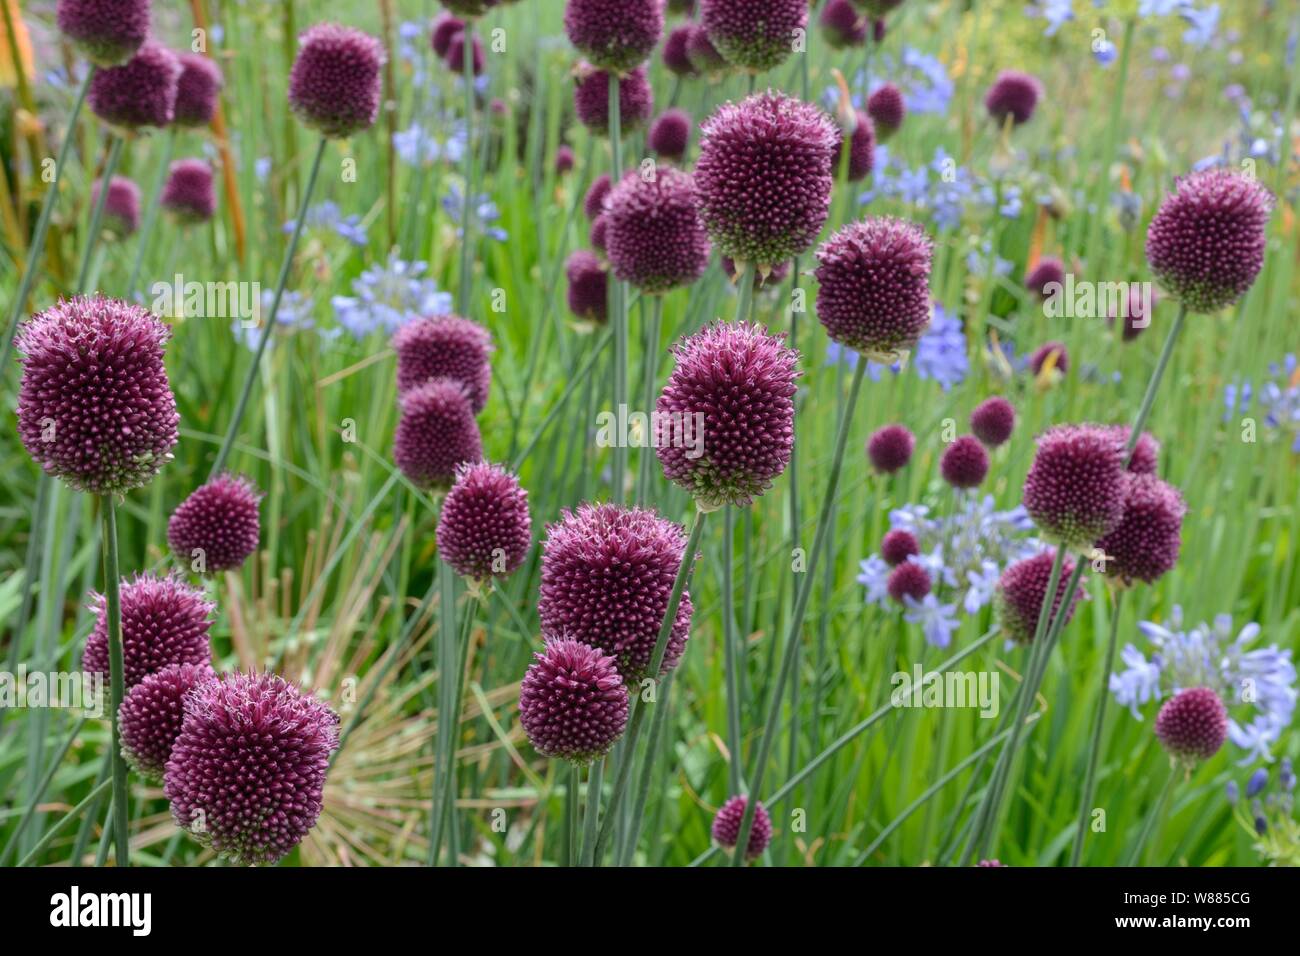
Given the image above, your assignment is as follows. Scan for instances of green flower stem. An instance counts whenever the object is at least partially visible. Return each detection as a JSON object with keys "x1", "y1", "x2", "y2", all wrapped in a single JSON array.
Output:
[
  {"x1": 1071, "y1": 588, "x2": 1124, "y2": 866},
  {"x1": 608, "y1": 71, "x2": 628, "y2": 503},
  {"x1": 101, "y1": 496, "x2": 129, "y2": 866},
  {"x1": 76, "y1": 134, "x2": 124, "y2": 293},
  {"x1": 69, "y1": 750, "x2": 112, "y2": 865},
  {"x1": 125, "y1": 127, "x2": 178, "y2": 297},
  {"x1": 16, "y1": 778, "x2": 112, "y2": 869},
  {"x1": 567, "y1": 763, "x2": 580, "y2": 867},
  {"x1": 723, "y1": 506, "x2": 742, "y2": 795},
  {"x1": 1125, "y1": 763, "x2": 1177, "y2": 866},
  {"x1": 580, "y1": 756, "x2": 605, "y2": 866},
  {"x1": 458, "y1": 21, "x2": 476, "y2": 314},
  {"x1": 636, "y1": 296, "x2": 663, "y2": 504},
  {"x1": 0, "y1": 716, "x2": 88, "y2": 865},
  {"x1": 618, "y1": 670, "x2": 675, "y2": 867},
  {"x1": 1125, "y1": 303, "x2": 1187, "y2": 464}
]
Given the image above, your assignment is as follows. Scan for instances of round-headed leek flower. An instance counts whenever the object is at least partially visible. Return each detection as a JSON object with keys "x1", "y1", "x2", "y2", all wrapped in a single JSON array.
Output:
[
  {"x1": 970, "y1": 396, "x2": 1016, "y2": 447},
  {"x1": 88, "y1": 41, "x2": 181, "y2": 131},
  {"x1": 57, "y1": 0, "x2": 150, "y2": 67},
  {"x1": 287, "y1": 23, "x2": 385, "y2": 139},
  {"x1": 1102, "y1": 425, "x2": 1159, "y2": 475},
  {"x1": 584, "y1": 174, "x2": 612, "y2": 220},
  {"x1": 649, "y1": 108, "x2": 692, "y2": 162},
  {"x1": 820, "y1": 0, "x2": 868, "y2": 49},
  {"x1": 994, "y1": 550, "x2": 1085, "y2": 644},
  {"x1": 867, "y1": 423, "x2": 914, "y2": 474},
  {"x1": 392, "y1": 378, "x2": 483, "y2": 491},
  {"x1": 604, "y1": 165, "x2": 711, "y2": 294},
  {"x1": 446, "y1": 31, "x2": 485, "y2": 75},
  {"x1": 887, "y1": 560, "x2": 931, "y2": 604},
  {"x1": 866, "y1": 83, "x2": 905, "y2": 141},
  {"x1": 662, "y1": 25, "x2": 697, "y2": 77},
  {"x1": 984, "y1": 70, "x2": 1043, "y2": 126},
  {"x1": 167, "y1": 473, "x2": 263, "y2": 574},
  {"x1": 564, "y1": 0, "x2": 663, "y2": 74},
  {"x1": 518, "y1": 638, "x2": 630, "y2": 765},
  {"x1": 590, "y1": 215, "x2": 609, "y2": 253},
  {"x1": 1156, "y1": 687, "x2": 1228, "y2": 765},
  {"x1": 173, "y1": 52, "x2": 223, "y2": 127},
  {"x1": 1025, "y1": 257, "x2": 1065, "y2": 302},
  {"x1": 686, "y1": 24, "x2": 728, "y2": 74},
  {"x1": 1023, "y1": 424, "x2": 1127, "y2": 550},
  {"x1": 391, "y1": 314, "x2": 493, "y2": 412},
  {"x1": 565, "y1": 250, "x2": 608, "y2": 324},
  {"x1": 431, "y1": 13, "x2": 465, "y2": 58},
  {"x1": 1095, "y1": 473, "x2": 1185, "y2": 586},
  {"x1": 712, "y1": 795, "x2": 772, "y2": 860},
  {"x1": 118, "y1": 662, "x2": 215, "y2": 782},
  {"x1": 1029, "y1": 340, "x2": 1069, "y2": 379},
  {"x1": 834, "y1": 110, "x2": 876, "y2": 182},
  {"x1": 699, "y1": 0, "x2": 808, "y2": 74},
  {"x1": 940, "y1": 435, "x2": 990, "y2": 489},
  {"x1": 880, "y1": 529, "x2": 919, "y2": 567},
  {"x1": 90, "y1": 175, "x2": 141, "y2": 238},
  {"x1": 573, "y1": 64, "x2": 654, "y2": 135},
  {"x1": 436, "y1": 461, "x2": 532, "y2": 584},
  {"x1": 82, "y1": 573, "x2": 214, "y2": 690},
  {"x1": 555, "y1": 144, "x2": 576, "y2": 175},
  {"x1": 160, "y1": 158, "x2": 217, "y2": 223}
]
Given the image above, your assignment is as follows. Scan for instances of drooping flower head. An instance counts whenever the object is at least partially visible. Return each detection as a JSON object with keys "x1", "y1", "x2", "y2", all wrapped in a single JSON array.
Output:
[
  {"x1": 565, "y1": 0, "x2": 664, "y2": 74},
  {"x1": 57, "y1": 0, "x2": 150, "y2": 67},
  {"x1": 91, "y1": 175, "x2": 141, "y2": 237},
  {"x1": 573, "y1": 64, "x2": 654, "y2": 135},
  {"x1": 1145, "y1": 169, "x2": 1273, "y2": 313},
  {"x1": 392, "y1": 378, "x2": 483, "y2": 490},
  {"x1": 699, "y1": 0, "x2": 808, "y2": 73},
  {"x1": 834, "y1": 110, "x2": 876, "y2": 182},
  {"x1": 941, "y1": 435, "x2": 990, "y2": 489},
  {"x1": 1022, "y1": 424, "x2": 1127, "y2": 550},
  {"x1": 287, "y1": 23, "x2": 385, "y2": 139},
  {"x1": 1025, "y1": 257, "x2": 1065, "y2": 302},
  {"x1": 1029, "y1": 340, "x2": 1069, "y2": 378},
  {"x1": 538, "y1": 503, "x2": 694, "y2": 684},
  {"x1": 1095, "y1": 473, "x2": 1185, "y2": 586},
  {"x1": 173, "y1": 52, "x2": 223, "y2": 127},
  {"x1": 167, "y1": 473, "x2": 262, "y2": 573},
  {"x1": 994, "y1": 550, "x2": 1085, "y2": 644},
  {"x1": 88, "y1": 41, "x2": 181, "y2": 130},
  {"x1": 518, "y1": 638, "x2": 630, "y2": 765},
  {"x1": 565, "y1": 250, "x2": 608, "y2": 324},
  {"x1": 431, "y1": 13, "x2": 465, "y2": 57},
  {"x1": 160, "y1": 158, "x2": 217, "y2": 223},
  {"x1": 16, "y1": 295, "x2": 178, "y2": 495},
  {"x1": 118, "y1": 662, "x2": 215, "y2": 781},
  {"x1": 814, "y1": 217, "x2": 934, "y2": 363},
  {"x1": 649, "y1": 108, "x2": 692, "y2": 162},
  {"x1": 1155, "y1": 687, "x2": 1229, "y2": 765},
  {"x1": 83, "y1": 573, "x2": 214, "y2": 690},
  {"x1": 391, "y1": 314, "x2": 493, "y2": 411},
  {"x1": 437, "y1": 461, "x2": 532, "y2": 583},
  {"x1": 820, "y1": 0, "x2": 869, "y2": 49},
  {"x1": 880, "y1": 529, "x2": 919, "y2": 567},
  {"x1": 686, "y1": 24, "x2": 728, "y2": 73},
  {"x1": 984, "y1": 70, "x2": 1042, "y2": 126},
  {"x1": 867, "y1": 423, "x2": 914, "y2": 473},
  {"x1": 662, "y1": 24, "x2": 697, "y2": 76},
  {"x1": 656, "y1": 321, "x2": 799, "y2": 509},
  {"x1": 164, "y1": 672, "x2": 340, "y2": 865},
  {"x1": 712, "y1": 795, "x2": 772, "y2": 860},
  {"x1": 970, "y1": 396, "x2": 1015, "y2": 447},
  {"x1": 866, "y1": 83, "x2": 905, "y2": 140},
  {"x1": 604, "y1": 165, "x2": 711, "y2": 294},
  {"x1": 887, "y1": 560, "x2": 931, "y2": 604}
]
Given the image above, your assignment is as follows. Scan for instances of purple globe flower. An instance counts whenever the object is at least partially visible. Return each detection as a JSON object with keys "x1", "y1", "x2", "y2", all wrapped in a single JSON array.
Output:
[
  {"x1": 649, "y1": 108, "x2": 692, "y2": 162},
  {"x1": 1155, "y1": 687, "x2": 1228, "y2": 765},
  {"x1": 392, "y1": 378, "x2": 483, "y2": 491},
  {"x1": 1145, "y1": 169, "x2": 1274, "y2": 313},
  {"x1": 573, "y1": 64, "x2": 654, "y2": 136},
  {"x1": 565, "y1": 250, "x2": 608, "y2": 324},
  {"x1": 821, "y1": 0, "x2": 868, "y2": 49},
  {"x1": 1095, "y1": 473, "x2": 1185, "y2": 585},
  {"x1": 437, "y1": 461, "x2": 532, "y2": 583},
  {"x1": 712, "y1": 795, "x2": 772, "y2": 859},
  {"x1": 16, "y1": 295, "x2": 178, "y2": 495},
  {"x1": 167, "y1": 473, "x2": 262, "y2": 573},
  {"x1": 118, "y1": 662, "x2": 215, "y2": 782},
  {"x1": 518, "y1": 638, "x2": 630, "y2": 765},
  {"x1": 164, "y1": 672, "x2": 340, "y2": 865},
  {"x1": 696, "y1": 91, "x2": 838, "y2": 269},
  {"x1": 83, "y1": 573, "x2": 214, "y2": 690},
  {"x1": 287, "y1": 23, "x2": 385, "y2": 139},
  {"x1": 391, "y1": 314, "x2": 493, "y2": 412},
  {"x1": 88, "y1": 41, "x2": 181, "y2": 130},
  {"x1": 866, "y1": 83, "x2": 905, "y2": 140},
  {"x1": 941, "y1": 435, "x2": 989, "y2": 489},
  {"x1": 555, "y1": 144, "x2": 576, "y2": 175},
  {"x1": 978, "y1": 859, "x2": 1006, "y2": 867},
  {"x1": 970, "y1": 396, "x2": 1016, "y2": 447},
  {"x1": 1025, "y1": 257, "x2": 1065, "y2": 302},
  {"x1": 722, "y1": 256, "x2": 790, "y2": 288},
  {"x1": 1029, "y1": 340, "x2": 1068, "y2": 378},
  {"x1": 584, "y1": 173, "x2": 612, "y2": 220},
  {"x1": 686, "y1": 24, "x2": 728, "y2": 73},
  {"x1": 662, "y1": 25, "x2": 698, "y2": 76},
  {"x1": 985, "y1": 70, "x2": 1043, "y2": 126},
  {"x1": 699, "y1": 0, "x2": 808, "y2": 73},
  {"x1": 446, "y1": 31, "x2": 485, "y2": 76},
  {"x1": 867, "y1": 423, "x2": 914, "y2": 474},
  {"x1": 887, "y1": 561, "x2": 931, "y2": 604},
  {"x1": 814, "y1": 216, "x2": 934, "y2": 362},
  {"x1": 173, "y1": 53, "x2": 223, "y2": 127},
  {"x1": 1022, "y1": 424, "x2": 1127, "y2": 550},
  {"x1": 604, "y1": 165, "x2": 711, "y2": 294},
  {"x1": 880, "y1": 529, "x2": 919, "y2": 567},
  {"x1": 590, "y1": 214, "x2": 609, "y2": 253},
  {"x1": 1103, "y1": 425, "x2": 1160, "y2": 474},
  {"x1": 994, "y1": 550, "x2": 1085, "y2": 644},
  {"x1": 538, "y1": 503, "x2": 695, "y2": 684},
  {"x1": 565, "y1": 0, "x2": 664, "y2": 74},
  {"x1": 57, "y1": 0, "x2": 150, "y2": 67},
  {"x1": 656, "y1": 321, "x2": 799, "y2": 509},
  {"x1": 1107, "y1": 287, "x2": 1155, "y2": 342},
  {"x1": 834, "y1": 110, "x2": 876, "y2": 182},
  {"x1": 90, "y1": 176, "x2": 141, "y2": 238},
  {"x1": 161, "y1": 159, "x2": 217, "y2": 223},
  {"x1": 431, "y1": 13, "x2": 465, "y2": 57}
]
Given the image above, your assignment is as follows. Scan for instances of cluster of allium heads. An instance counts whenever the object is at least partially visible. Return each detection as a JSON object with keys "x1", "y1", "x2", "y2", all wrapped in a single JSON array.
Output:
[
  {"x1": 564, "y1": 0, "x2": 663, "y2": 74},
  {"x1": 695, "y1": 91, "x2": 838, "y2": 270},
  {"x1": 834, "y1": 110, "x2": 876, "y2": 182},
  {"x1": 437, "y1": 461, "x2": 532, "y2": 583},
  {"x1": 163, "y1": 672, "x2": 339, "y2": 865},
  {"x1": 167, "y1": 473, "x2": 262, "y2": 573},
  {"x1": 686, "y1": 24, "x2": 728, "y2": 73},
  {"x1": 446, "y1": 31, "x2": 485, "y2": 76},
  {"x1": 867, "y1": 423, "x2": 915, "y2": 474},
  {"x1": 538, "y1": 504, "x2": 694, "y2": 683},
  {"x1": 814, "y1": 217, "x2": 934, "y2": 363},
  {"x1": 518, "y1": 638, "x2": 630, "y2": 765},
  {"x1": 662, "y1": 25, "x2": 696, "y2": 76},
  {"x1": 573, "y1": 64, "x2": 654, "y2": 135},
  {"x1": 88, "y1": 41, "x2": 181, "y2": 130},
  {"x1": 1109, "y1": 286, "x2": 1155, "y2": 342},
  {"x1": 1105, "y1": 425, "x2": 1159, "y2": 474},
  {"x1": 604, "y1": 166, "x2": 711, "y2": 294},
  {"x1": 970, "y1": 396, "x2": 1016, "y2": 447},
  {"x1": 649, "y1": 108, "x2": 692, "y2": 161},
  {"x1": 1022, "y1": 424, "x2": 1127, "y2": 550},
  {"x1": 431, "y1": 13, "x2": 464, "y2": 57},
  {"x1": 700, "y1": 0, "x2": 808, "y2": 73},
  {"x1": 994, "y1": 550, "x2": 1085, "y2": 644},
  {"x1": 1029, "y1": 340, "x2": 1068, "y2": 379},
  {"x1": 584, "y1": 174, "x2": 612, "y2": 220},
  {"x1": 820, "y1": 0, "x2": 869, "y2": 49},
  {"x1": 1155, "y1": 687, "x2": 1228, "y2": 765},
  {"x1": 287, "y1": 23, "x2": 384, "y2": 139},
  {"x1": 1145, "y1": 169, "x2": 1273, "y2": 313},
  {"x1": 887, "y1": 560, "x2": 931, "y2": 604},
  {"x1": 83, "y1": 573, "x2": 214, "y2": 690},
  {"x1": 57, "y1": 0, "x2": 150, "y2": 67},
  {"x1": 712, "y1": 795, "x2": 772, "y2": 860},
  {"x1": 866, "y1": 83, "x2": 905, "y2": 140},
  {"x1": 91, "y1": 176, "x2": 141, "y2": 237},
  {"x1": 15, "y1": 295, "x2": 178, "y2": 495},
  {"x1": 655, "y1": 321, "x2": 799, "y2": 509},
  {"x1": 161, "y1": 159, "x2": 216, "y2": 223},
  {"x1": 565, "y1": 250, "x2": 608, "y2": 324},
  {"x1": 984, "y1": 70, "x2": 1042, "y2": 126},
  {"x1": 1095, "y1": 473, "x2": 1185, "y2": 586},
  {"x1": 118, "y1": 662, "x2": 215, "y2": 781},
  {"x1": 393, "y1": 379, "x2": 483, "y2": 490},
  {"x1": 1025, "y1": 257, "x2": 1065, "y2": 302},
  {"x1": 941, "y1": 435, "x2": 990, "y2": 489},
  {"x1": 173, "y1": 53, "x2": 223, "y2": 127},
  {"x1": 589, "y1": 215, "x2": 608, "y2": 253},
  {"x1": 880, "y1": 529, "x2": 920, "y2": 567},
  {"x1": 391, "y1": 314, "x2": 493, "y2": 411}
]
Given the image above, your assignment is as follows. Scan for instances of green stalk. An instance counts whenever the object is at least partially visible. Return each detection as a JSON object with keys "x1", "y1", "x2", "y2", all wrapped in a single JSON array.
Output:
[
  {"x1": 69, "y1": 750, "x2": 112, "y2": 865},
  {"x1": 16, "y1": 779, "x2": 112, "y2": 869},
  {"x1": 1125, "y1": 304, "x2": 1186, "y2": 462},
  {"x1": 76, "y1": 135, "x2": 124, "y2": 293},
  {"x1": 458, "y1": 21, "x2": 477, "y2": 314},
  {"x1": 1125, "y1": 764, "x2": 1176, "y2": 866},
  {"x1": 101, "y1": 497, "x2": 129, "y2": 866},
  {"x1": 1071, "y1": 589, "x2": 1124, "y2": 866},
  {"x1": 567, "y1": 763, "x2": 580, "y2": 867},
  {"x1": 618, "y1": 671, "x2": 674, "y2": 867},
  {"x1": 125, "y1": 127, "x2": 178, "y2": 297},
  {"x1": 636, "y1": 296, "x2": 663, "y2": 504},
  {"x1": 723, "y1": 506, "x2": 742, "y2": 795},
  {"x1": 609, "y1": 70, "x2": 627, "y2": 502},
  {"x1": 0, "y1": 717, "x2": 88, "y2": 865},
  {"x1": 427, "y1": 556, "x2": 458, "y2": 866},
  {"x1": 580, "y1": 757, "x2": 605, "y2": 866}
]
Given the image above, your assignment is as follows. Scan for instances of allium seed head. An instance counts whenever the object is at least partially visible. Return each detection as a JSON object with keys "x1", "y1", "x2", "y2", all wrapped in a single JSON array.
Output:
[
  {"x1": 584, "y1": 173, "x2": 612, "y2": 220},
  {"x1": 518, "y1": 638, "x2": 630, "y2": 765},
  {"x1": 167, "y1": 473, "x2": 262, "y2": 573},
  {"x1": 555, "y1": 144, "x2": 576, "y2": 174},
  {"x1": 834, "y1": 110, "x2": 876, "y2": 182},
  {"x1": 160, "y1": 159, "x2": 217, "y2": 223},
  {"x1": 984, "y1": 70, "x2": 1043, "y2": 126},
  {"x1": 712, "y1": 795, "x2": 772, "y2": 859},
  {"x1": 866, "y1": 83, "x2": 905, "y2": 140},
  {"x1": 57, "y1": 0, "x2": 150, "y2": 67},
  {"x1": 437, "y1": 461, "x2": 532, "y2": 582},
  {"x1": 686, "y1": 24, "x2": 728, "y2": 73},
  {"x1": 173, "y1": 53, "x2": 223, "y2": 127},
  {"x1": 88, "y1": 41, "x2": 181, "y2": 130},
  {"x1": 564, "y1": 0, "x2": 664, "y2": 74},
  {"x1": 392, "y1": 378, "x2": 483, "y2": 491},
  {"x1": 662, "y1": 25, "x2": 698, "y2": 76},
  {"x1": 880, "y1": 529, "x2": 919, "y2": 567},
  {"x1": 391, "y1": 314, "x2": 493, "y2": 411},
  {"x1": 820, "y1": 0, "x2": 869, "y2": 49},
  {"x1": 1155, "y1": 687, "x2": 1228, "y2": 764},
  {"x1": 1095, "y1": 473, "x2": 1185, "y2": 585},
  {"x1": 119, "y1": 662, "x2": 216, "y2": 781},
  {"x1": 91, "y1": 176, "x2": 141, "y2": 237},
  {"x1": 699, "y1": 0, "x2": 808, "y2": 73},
  {"x1": 887, "y1": 560, "x2": 932, "y2": 604},
  {"x1": 941, "y1": 435, "x2": 990, "y2": 489},
  {"x1": 287, "y1": 23, "x2": 384, "y2": 139},
  {"x1": 867, "y1": 423, "x2": 914, "y2": 474},
  {"x1": 573, "y1": 64, "x2": 654, "y2": 136},
  {"x1": 649, "y1": 108, "x2": 693, "y2": 161},
  {"x1": 970, "y1": 396, "x2": 1016, "y2": 447},
  {"x1": 604, "y1": 165, "x2": 711, "y2": 294},
  {"x1": 1025, "y1": 257, "x2": 1065, "y2": 301},
  {"x1": 565, "y1": 250, "x2": 608, "y2": 324},
  {"x1": 83, "y1": 573, "x2": 214, "y2": 690},
  {"x1": 1022, "y1": 424, "x2": 1127, "y2": 550},
  {"x1": 994, "y1": 550, "x2": 1086, "y2": 644},
  {"x1": 431, "y1": 13, "x2": 465, "y2": 57}
]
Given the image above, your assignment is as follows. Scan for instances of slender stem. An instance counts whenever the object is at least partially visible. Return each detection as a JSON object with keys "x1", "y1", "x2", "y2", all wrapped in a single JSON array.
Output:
[
  {"x1": 733, "y1": 262, "x2": 755, "y2": 324},
  {"x1": 723, "y1": 506, "x2": 742, "y2": 795},
  {"x1": 580, "y1": 757, "x2": 605, "y2": 866},
  {"x1": 608, "y1": 71, "x2": 626, "y2": 502},
  {"x1": 458, "y1": 21, "x2": 476, "y2": 314},
  {"x1": 435, "y1": 595, "x2": 478, "y2": 866},
  {"x1": 126, "y1": 127, "x2": 177, "y2": 298},
  {"x1": 619, "y1": 671, "x2": 674, "y2": 866},
  {"x1": 512, "y1": 327, "x2": 613, "y2": 471},
  {"x1": 567, "y1": 763, "x2": 580, "y2": 867},
  {"x1": 101, "y1": 497, "x2": 129, "y2": 866},
  {"x1": 76, "y1": 135, "x2": 124, "y2": 293},
  {"x1": 637, "y1": 296, "x2": 663, "y2": 504},
  {"x1": 1126, "y1": 764, "x2": 1176, "y2": 866},
  {"x1": 16, "y1": 779, "x2": 112, "y2": 869},
  {"x1": 428, "y1": 557, "x2": 458, "y2": 866},
  {"x1": 209, "y1": 135, "x2": 328, "y2": 479},
  {"x1": 1125, "y1": 303, "x2": 1186, "y2": 465},
  {"x1": 1071, "y1": 589, "x2": 1124, "y2": 866},
  {"x1": 69, "y1": 750, "x2": 113, "y2": 865},
  {"x1": 0, "y1": 717, "x2": 88, "y2": 865}
]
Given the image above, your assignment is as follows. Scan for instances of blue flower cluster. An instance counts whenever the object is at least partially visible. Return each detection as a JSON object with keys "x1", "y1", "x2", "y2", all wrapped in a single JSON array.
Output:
[
  {"x1": 1224, "y1": 355, "x2": 1300, "y2": 453},
  {"x1": 1225, "y1": 759, "x2": 1298, "y2": 865},
  {"x1": 826, "y1": 304, "x2": 969, "y2": 391},
  {"x1": 331, "y1": 251, "x2": 454, "y2": 339}
]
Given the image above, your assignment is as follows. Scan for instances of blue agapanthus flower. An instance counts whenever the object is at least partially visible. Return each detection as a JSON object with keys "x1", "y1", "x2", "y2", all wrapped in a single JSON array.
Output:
[
  {"x1": 443, "y1": 184, "x2": 508, "y2": 242},
  {"x1": 287, "y1": 201, "x2": 368, "y2": 248},
  {"x1": 230, "y1": 291, "x2": 324, "y2": 350},
  {"x1": 1180, "y1": 3, "x2": 1220, "y2": 48},
  {"x1": 394, "y1": 120, "x2": 469, "y2": 167},
  {"x1": 331, "y1": 252, "x2": 454, "y2": 339},
  {"x1": 825, "y1": 304, "x2": 967, "y2": 390}
]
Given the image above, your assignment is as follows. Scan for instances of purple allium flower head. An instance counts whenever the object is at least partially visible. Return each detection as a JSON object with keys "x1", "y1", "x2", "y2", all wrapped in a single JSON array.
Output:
[
  {"x1": 994, "y1": 550, "x2": 1085, "y2": 644},
  {"x1": 1145, "y1": 169, "x2": 1274, "y2": 313},
  {"x1": 941, "y1": 435, "x2": 990, "y2": 489},
  {"x1": 57, "y1": 0, "x2": 150, "y2": 67},
  {"x1": 518, "y1": 638, "x2": 630, "y2": 765},
  {"x1": 887, "y1": 561, "x2": 931, "y2": 604},
  {"x1": 656, "y1": 321, "x2": 799, "y2": 508},
  {"x1": 649, "y1": 108, "x2": 692, "y2": 161},
  {"x1": 91, "y1": 176, "x2": 141, "y2": 237},
  {"x1": 16, "y1": 295, "x2": 178, "y2": 495},
  {"x1": 392, "y1": 378, "x2": 483, "y2": 491},
  {"x1": 88, "y1": 41, "x2": 181, "y2": 130},
  {"x1": 167, "y1": 473, "x2": 263, "y2": 573},
  {"x1": 820, "y1": 0, "x2": 869, "y2": 49},
  {"x1": 538, "y1": 503, "x2": 695, "y2": 683},
  {"x1": 1095, "y1": 473, "x2": 1185, "y2": 585},
  {"x1": 699, "y1": 0, "x2": 808, "y2": 73},
  {"x1": 722, "y1": 257, "x2": 789, "y2": 287},
  {"x1": 573, "y1": 64, "x2": 654, "y2": 136},
  {"x1": 431, "y1": 13, "x2": 465, "y2": 57},
  {"x1": 873, "y1": 17, "x2": 887, "y2": 43},
  {"x1": 565, "y1": 0, "x2": 664, "y2": 74},
  {"x1": 834, "y1": 110, "x2": 876, "y2": 182},
  {"x1": 589, "y1": 214, "x2": 609, "y2": 253},
  {"x1": 555, "y1": 144, "x2": 576, "y2": 175},
  {"x1": 712, "y1": 795, "x2": 772, "y2": 859},
  {"x1": 686, "y1": 24, "x2": 728, "y2": 73},
  {"x1": 565, "y1": 250, "x2": 608, "y2": 323},
  {"x1": 83, "y1": 573, "x2": 214, "y2": 690},
  {"x1": 1029, "y1": 340, "x2": 1069, "y2": 377},
  {"x1": 867, "y1": 423, "x2": 914, "y2": 473},
  {"x1": 984, "y1": 70, "x2": 1043, "y2": 126},
  {"x1": 1107, "y1": 286, "x2": 1155, "y2": 342},
  {"x1": 866, "y1": 83, "x2": 905, "y2": 140},
  {"x1": 880, "y1": 529, "x2": 919, "y2": 567},
  {"x1": 436, "y1": 461, "x2": 532, "y2": 582},
  {"x1": 970, "y1": 396, "x2": 1016, "y2": 447},
  {"x1": 1025, "y1": 257, "x2": 1065, "y2": 301},
  {"x1": 977, "y1": 859, "x2": 1006, "y2": 867},
  {"x1": 1102, "y1": 425, "x2": 1160, "y2": 474},
  {"x1": 446, "y1": 31, "x2": 485, "y2": 75},
  {"x1": 696, "y1": 91, "x2": 838, "y2": 269},
  {"x1": 1022, "y1": 424, "x2": 1127, "y2": 550},
  {"x1": 1155, "y1": 687, "x2": 1229, "y2": 764},
  {"x1": 584, "y1": 173, "x2": 612, "y2": 220},
  {"x1": 163, "y1": 672, "x2": 339, "y2": 865},
  {"x1": 391, "y1": 314, "x2": 493, "y2": 411},
  {"x1": 173, "y1": 53, "x2": 223, "y2": 127},
  {"x1": 814, "y1": 217, "x2": 934, "y2": 362},
  {"x1": 160, "y1": 159, "x2": 217, "y2": 223},
  {"x1": 662, "y1": 25, "x2": 698, "y2": 76},
  {"x1": 287, "y1": 23, "x2": 385, "y2": 139},
  {"x1": 604, "y1": 165, "x2": 711, "y2": 293},
  {"x1": 119, "y1": 662, "x2": 215, "y2": 781}
]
